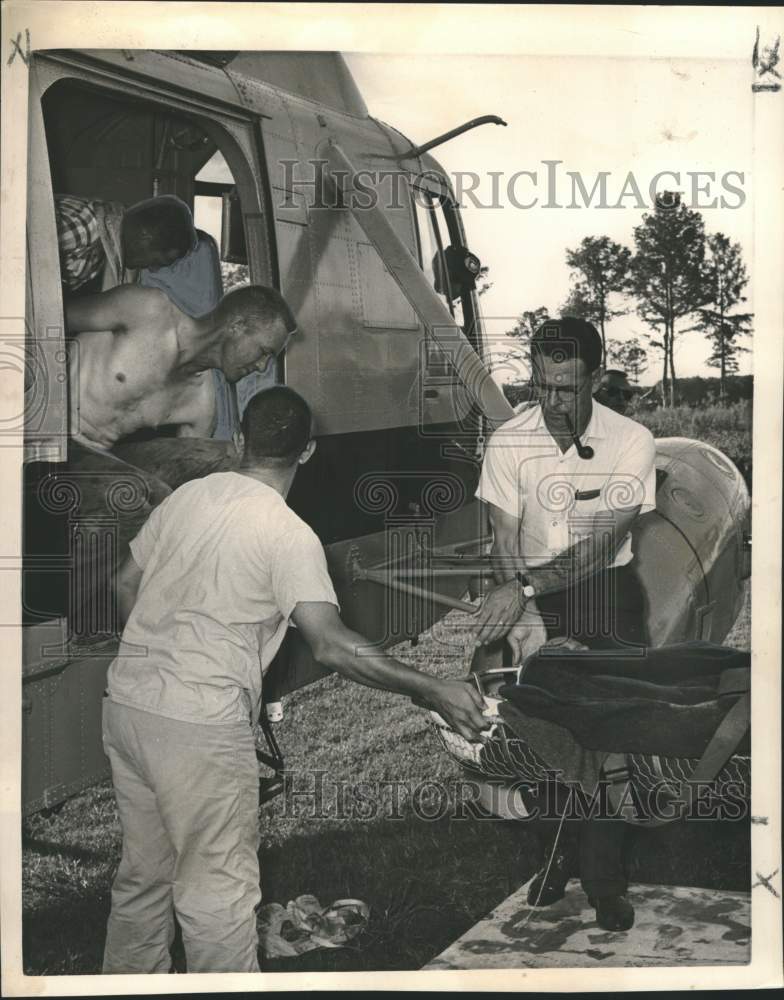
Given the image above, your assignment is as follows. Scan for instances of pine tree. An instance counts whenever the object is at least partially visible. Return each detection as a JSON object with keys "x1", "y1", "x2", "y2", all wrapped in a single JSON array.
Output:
[
  {"x1": 560, "y1": 283, "x2": 596, "y2": 321},
  {"x1": 565, "y1": 236, "x2": 631, "y2": 366},
  {"x1": 607, "y1": 337, "x2": 649, "y2": 383},
  {"x1": 628, "y1": 193, "x2": 707, "y2": 407},
  {"x1": 689, "y1": 234, "x2": 752, "y2": 402},
  {"x1": 507, "y1": 307, "x2": 551, "y2": 345},
  {"x1": 488, "y1": 307, "x2": 551, "y2": 384}
]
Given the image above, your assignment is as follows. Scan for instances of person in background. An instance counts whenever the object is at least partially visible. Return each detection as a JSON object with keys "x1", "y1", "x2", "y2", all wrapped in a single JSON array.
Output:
[
  {"x1": 594, "y1": 368, "x2": 634, "y2": 416},
  {"x1": 55, "y1": 193, "x2": 195, "y2": 295}
]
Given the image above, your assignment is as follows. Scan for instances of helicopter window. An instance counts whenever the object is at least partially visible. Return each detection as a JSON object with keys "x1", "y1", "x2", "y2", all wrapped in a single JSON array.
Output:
[
  {"x1": 412, "y1": 190, "x2": 454, "y2": 311},
  {"x1": 194, "y1": 151, "x2": 250, "y2": 290},
  {"x1": 411, "y1": 189, "x2": 467, "y2": 335}
]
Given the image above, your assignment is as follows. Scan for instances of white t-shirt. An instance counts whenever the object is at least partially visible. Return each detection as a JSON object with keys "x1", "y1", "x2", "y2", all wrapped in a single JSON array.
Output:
[
  {"x1": 476, "y1": 401, "x2": 657, "y2": 569},
  {"x1": 107, "y1": 472, "x2": 338, "y2": 725}
]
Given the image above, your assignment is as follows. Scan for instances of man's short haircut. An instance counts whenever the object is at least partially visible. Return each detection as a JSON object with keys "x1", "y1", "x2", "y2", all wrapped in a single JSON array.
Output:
[
  {"x1": 241, "y1": 386, "x2": 312, "y2": 467},
  {"x1": 122, "y1": 195, "x2": 195, "y2": 258},
  {"x1": 214, "y1": 285, "x2": 297, "y2": 338},
  {"x1": 531, "y1": 316, "x2": 603, "y2": 374}
]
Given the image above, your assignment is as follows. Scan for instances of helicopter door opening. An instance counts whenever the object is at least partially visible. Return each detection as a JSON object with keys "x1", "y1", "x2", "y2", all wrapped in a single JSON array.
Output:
[{"x1": 23, "y1": 73, "x2": 276, "y2": 631}]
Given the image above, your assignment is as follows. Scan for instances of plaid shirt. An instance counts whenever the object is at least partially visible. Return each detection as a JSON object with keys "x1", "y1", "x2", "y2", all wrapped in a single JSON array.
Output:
[{"x1": 55, "y1": 194, "x2": 107, "y2": 290}]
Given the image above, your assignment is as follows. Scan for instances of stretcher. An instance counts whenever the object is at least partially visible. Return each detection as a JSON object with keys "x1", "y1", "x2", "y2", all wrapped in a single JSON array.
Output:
[{"x1": 433, "y1": 663, "x2": 751, "y2": 827}]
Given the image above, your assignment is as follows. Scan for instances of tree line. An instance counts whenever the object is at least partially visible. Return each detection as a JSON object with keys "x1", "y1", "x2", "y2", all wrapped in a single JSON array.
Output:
[{"x1": 505, "y1": 192, "x2": 752, "y2": 406}]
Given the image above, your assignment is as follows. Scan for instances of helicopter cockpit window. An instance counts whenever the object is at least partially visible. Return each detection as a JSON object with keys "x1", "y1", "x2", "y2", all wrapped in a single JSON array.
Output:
[{"x1": 411, "y1": 187, "x2": 470, "y2": 339}]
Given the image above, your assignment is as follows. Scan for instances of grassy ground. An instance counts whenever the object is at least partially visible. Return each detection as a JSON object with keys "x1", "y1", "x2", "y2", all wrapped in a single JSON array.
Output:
[{"x1": 22, "y1": 584, "x2": 751, "y2": 975}]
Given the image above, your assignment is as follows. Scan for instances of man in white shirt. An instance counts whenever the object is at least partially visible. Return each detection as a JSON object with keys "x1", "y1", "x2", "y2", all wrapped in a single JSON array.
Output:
[
  {"x1": 474, "y1": 318, "x2": 656, "y2": 657},
  {"x1": 472, "y1": 317, "x2": 657, "y2": 932},
  {"x1": 101, "y1": 386, "x2": 489, "y2": 975}
]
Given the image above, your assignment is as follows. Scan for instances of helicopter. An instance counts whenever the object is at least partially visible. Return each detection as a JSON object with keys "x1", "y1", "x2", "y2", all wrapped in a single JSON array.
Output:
[{"x1": 19, "y1": 49, "x2": 749, "y2": 814}]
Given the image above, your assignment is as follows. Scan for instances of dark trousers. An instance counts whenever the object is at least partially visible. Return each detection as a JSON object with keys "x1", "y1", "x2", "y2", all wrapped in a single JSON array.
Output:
[
  {"x1": 519, "y1": 777, "x2": 628, "y2": 898},
  {"x1": 536, "y1": 563, "x2": 648, "y2": 650},
  {"x1": 471, "y1": 564, "x2": 647, "y2": 898},
  {"x1": 24, "y1": 437, "x2": 239, "y2": 638},
  {"x1": 537, "y1": 565, "x2": 647, "y2": 896}
]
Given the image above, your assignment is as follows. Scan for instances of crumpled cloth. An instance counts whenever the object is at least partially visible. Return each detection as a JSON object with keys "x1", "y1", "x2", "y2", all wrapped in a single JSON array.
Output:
[{"x1": 258, "y1": 895, "x2": 370, "y2": 958}]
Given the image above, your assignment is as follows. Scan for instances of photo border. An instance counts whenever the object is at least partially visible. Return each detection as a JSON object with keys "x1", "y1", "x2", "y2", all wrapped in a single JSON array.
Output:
[{"x1": 1, "y1": 2, "x2": 781, "y2": 993}]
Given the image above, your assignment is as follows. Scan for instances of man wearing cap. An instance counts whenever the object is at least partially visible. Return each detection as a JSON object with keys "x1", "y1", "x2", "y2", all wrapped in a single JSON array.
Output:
[
  {"x1": 595, "y1": 368, "x2": 634, "y2": 416},
  {"x1": 470, "y1": 317, "x2": 657, "y2": 932}
]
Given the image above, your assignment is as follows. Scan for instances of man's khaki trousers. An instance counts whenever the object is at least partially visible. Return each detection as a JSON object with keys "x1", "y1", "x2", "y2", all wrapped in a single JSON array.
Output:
[{"x1": 101, "y1": 699, "x2": 261, "y2": 973}]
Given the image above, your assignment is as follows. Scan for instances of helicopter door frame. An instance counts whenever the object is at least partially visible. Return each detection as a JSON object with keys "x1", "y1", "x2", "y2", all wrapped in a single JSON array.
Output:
[
  {"x1": 23, "y1": 61, "x2": 69, "y2": 464},
  {"x1": 410, "y1": 165, "x2": 483, "y2": 351}
]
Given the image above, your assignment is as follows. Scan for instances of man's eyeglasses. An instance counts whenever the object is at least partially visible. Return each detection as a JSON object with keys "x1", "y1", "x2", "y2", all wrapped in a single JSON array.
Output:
[{"x1": 529, "y1": 375, "x2": 591, "y2": 401}]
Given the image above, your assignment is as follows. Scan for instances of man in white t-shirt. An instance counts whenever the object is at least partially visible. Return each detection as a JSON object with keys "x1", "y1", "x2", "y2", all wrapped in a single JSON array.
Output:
[
  {"x1": 101, "y1": 386, "x2": 489, "y2": 975},
  {"x1": 472, "y1": 317, "x2": 657, "y2": 933}
]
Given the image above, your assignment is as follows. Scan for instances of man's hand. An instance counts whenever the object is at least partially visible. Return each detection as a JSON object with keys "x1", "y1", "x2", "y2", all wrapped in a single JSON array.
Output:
[
  {"x1": 542, "y1": 635, "x2": 589, "y2": 652},
  {"x1": 426, "y1": 679, "x2": 492, "y2": 742},
  {"x1": 293, "y1": 601, "x2": 494, "y2": 741},
  {"x1": 470, "y1": 579, "x2": 525, "y2": 646},
  {"x1": 506, "y1": 604, "x2": 548, "y2": 666}
]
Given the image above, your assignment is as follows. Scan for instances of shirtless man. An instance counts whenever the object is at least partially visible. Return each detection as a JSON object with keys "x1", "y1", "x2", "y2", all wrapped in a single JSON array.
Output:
[
  {"x1": 66, "y1": 282, "x2": 293, "y2": 452},
  {"x1": 32, "y1": 282, "x2": 296, "y2": 636}
]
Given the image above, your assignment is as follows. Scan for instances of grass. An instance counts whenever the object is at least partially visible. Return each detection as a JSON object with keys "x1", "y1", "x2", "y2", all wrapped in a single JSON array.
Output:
[{"x1": 22, "y1": 584, "x2": 751, "y2": 975}]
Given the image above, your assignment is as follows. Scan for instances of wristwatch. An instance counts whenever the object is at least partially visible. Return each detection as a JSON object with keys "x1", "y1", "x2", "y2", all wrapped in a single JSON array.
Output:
[{"x1": 515, "y1": 571, "x2": 536, "y2": 600}]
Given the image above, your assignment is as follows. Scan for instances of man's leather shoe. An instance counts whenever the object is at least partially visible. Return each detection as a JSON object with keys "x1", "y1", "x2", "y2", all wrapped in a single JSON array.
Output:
[
  {"x1": 588, "y1": 894, "x2": 635, "y2": 931},
  {"x1": 526, "y1": 844, "x2": 575, "y2": 907}
]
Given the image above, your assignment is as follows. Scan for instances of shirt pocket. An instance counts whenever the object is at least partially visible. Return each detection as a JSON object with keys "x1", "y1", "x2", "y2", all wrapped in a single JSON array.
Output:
[{"x1": 566, "y1": 478, "x2": 613, "y2": 543}]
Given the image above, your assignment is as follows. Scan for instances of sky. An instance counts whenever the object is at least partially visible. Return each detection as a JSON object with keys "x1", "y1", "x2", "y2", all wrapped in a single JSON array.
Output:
[{"x1": 347, "y1": 52, "x2": 755, "y2": 385}]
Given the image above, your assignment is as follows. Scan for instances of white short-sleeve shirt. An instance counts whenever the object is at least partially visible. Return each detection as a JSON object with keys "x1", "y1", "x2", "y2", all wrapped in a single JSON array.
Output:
[
  {"x1": 107, "y1": 472, "x2": 338, "y2": 725},
  {"x1": 476, "y1": 401, "x2": 657, "y2": 569}
]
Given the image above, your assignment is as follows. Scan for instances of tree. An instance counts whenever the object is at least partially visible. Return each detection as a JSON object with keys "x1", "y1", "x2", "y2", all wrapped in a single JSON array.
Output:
[
  {"x1": 560, "y1": 283, "x2": 596, "y2": 320},
  {"x1": 607, "y1": 337, "x2": 649, "y2": 383},
  {"x1": 564, "y1": 236, "x2": 632, "y2": 366},
  {"x1": 628, "y1": 193, "x2": 707, "y2": 407},
  {"x1": 507, "y1": 306, "x2": 551, "y2": 345},
  {"x1": 490, "y1": 306, "x2": 550, "y2": 384},
  {"x1": 688, "y1": 233, "x2": 753, "y2": 402}
]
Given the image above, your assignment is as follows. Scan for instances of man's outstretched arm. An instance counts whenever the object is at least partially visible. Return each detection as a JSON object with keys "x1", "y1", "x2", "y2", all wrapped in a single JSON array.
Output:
[
  {"x1": 65, "y1": 284, "x2": 167, "y2": 334},
  {"x1": 291, "y1": 601, "x2": 490, "y2": 741}
]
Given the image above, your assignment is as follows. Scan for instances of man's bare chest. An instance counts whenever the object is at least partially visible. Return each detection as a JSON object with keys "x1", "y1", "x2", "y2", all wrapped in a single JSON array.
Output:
[{"x1": 78, "y1": 328, "x2": 209, "y2": 424}]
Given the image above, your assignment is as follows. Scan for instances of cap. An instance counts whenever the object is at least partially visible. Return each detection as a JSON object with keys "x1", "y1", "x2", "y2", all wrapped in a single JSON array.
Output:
[{"x1": 599, "y1": 369, "x2": 633, "y2": 395}]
